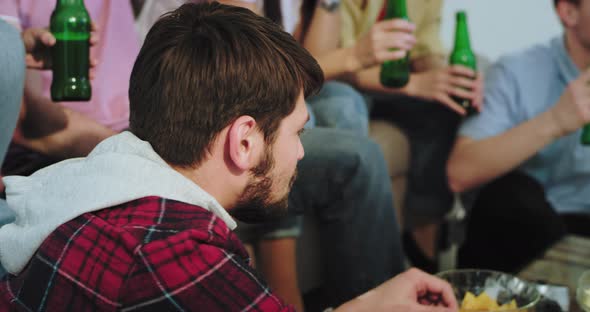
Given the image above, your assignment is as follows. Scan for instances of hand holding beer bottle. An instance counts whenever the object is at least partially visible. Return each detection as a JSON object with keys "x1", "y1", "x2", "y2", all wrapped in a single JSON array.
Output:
[
  {"x1": 548, "y1": 68, "x2": 590, "y2": 140},
  {"x1": 50, "y1": 0, "x2": 93, "y2": 102},
  {"x1": 22, "y1": 25, "x2": 98, "y2": 70},
  {"x1": 353, "y1": 18, "x2": 416, "y2": 71},
  {"x1": 450, "y1": 11, "x2": 478, "y2": 116},
  {"x1": 406, "y1": 64, "x2": 483, "y2": 115},
  {"x1": 397, "y1": 9, "x2": 483, "y2": 115},
  {"x1": 380, "y1": 0, "x2": 412, "y2": 88}
]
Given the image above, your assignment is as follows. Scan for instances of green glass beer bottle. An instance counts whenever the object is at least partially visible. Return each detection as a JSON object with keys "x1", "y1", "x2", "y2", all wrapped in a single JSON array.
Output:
[
  {"x1": 380, "y1": 0, "x2": 410, "y2": 88},
  {"x1": 582, "y1": 123, "x2": 590, "y2": 145},
  {"x1": 50, "y1": 0, "x2": 91, "y2": 102},
  {"x1": 582, "y1": 67, "x2": 590, "y2": 145},
  {"x1": 450, "y1": 11, "x2": 477, "y2": 115}
]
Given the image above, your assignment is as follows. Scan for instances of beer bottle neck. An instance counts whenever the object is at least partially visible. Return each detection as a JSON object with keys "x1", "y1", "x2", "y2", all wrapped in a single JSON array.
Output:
[
  {"x1": 385, "y1": 0, "x2": 408, "y2": 19},
  {"x1": 56, "y1": 0, "x2": 85, "y2": 7},
  {"x1": 453, "y1": 12, "x2": 472, "y2": 51}
]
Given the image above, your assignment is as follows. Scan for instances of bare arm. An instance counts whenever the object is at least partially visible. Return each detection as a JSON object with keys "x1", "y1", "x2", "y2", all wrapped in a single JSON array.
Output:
[
  {"x1": 302, "y1": 0, "x2": 362, "y2": 80},
  {"x1": 302, "y1": 0, "x2": 342, "y2": 56},
  {"x1": 16, "y1": 107, "x2": 116, "y2": 159},
  {"x1": 447, "y1": 111, "x2": 561, "y2": 193},
  {"x1": 258, "y1": 239, "x2": 304, "y2": 312},
  {"x1": 411, "y1": 54, "x2": 446, "y2": 72},
  {"x1": 448, "y1": 69, "x2": 590, "y2": 193},
  {"x1": 14, "y1": 70, "x2": 115, "y2": 159},
  {"x1": 18, "y1": 70, "x2": 68, "y2": 138},
  {"x1": 15, "y1": 104, "x2": 115, "y2": 160}
]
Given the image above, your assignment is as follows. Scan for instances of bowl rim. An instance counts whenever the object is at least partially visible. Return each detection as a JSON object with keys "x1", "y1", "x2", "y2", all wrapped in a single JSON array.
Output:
[
  {"x1": 436, "y1": 268, "x2": 542, "y2": 311},
  {"x1": 577, "y1": 270, "x2": 590, "y2": 311}
]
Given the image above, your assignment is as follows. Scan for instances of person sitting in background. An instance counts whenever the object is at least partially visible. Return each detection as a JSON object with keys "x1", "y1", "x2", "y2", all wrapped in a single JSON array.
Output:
[
  {"x1": 0, "y1": 4, "x2": 458, "y2": 312},
  {"x1": 447, "y1": 0, "x2": 590, "y2": 272},
  {"x1": 0, "y1": 0, "x2": 140, "y2": 176},
  {"x1": 308, "y1": 0, "x2": 484, "y2": 272}
]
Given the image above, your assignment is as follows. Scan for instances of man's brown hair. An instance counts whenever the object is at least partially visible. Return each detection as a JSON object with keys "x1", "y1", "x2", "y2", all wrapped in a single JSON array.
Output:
[
  {"x1": 554, "y1": 0, "x2": 581, "y2": 6},
  {"x1": 129, "y1": 2, "x2": 323, "y2": 168}
]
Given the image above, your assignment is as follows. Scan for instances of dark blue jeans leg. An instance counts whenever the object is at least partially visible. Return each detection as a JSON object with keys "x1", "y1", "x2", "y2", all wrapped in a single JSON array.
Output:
[
  {"x1": 371, "y1": 96, "x2": 461, "y2": 228},
  {"x1": 308, "y1": 81, "x2": 369, "y2": 137},
  {"x1": 290, "y1": 127, "x2": 404, "y2": 306}
]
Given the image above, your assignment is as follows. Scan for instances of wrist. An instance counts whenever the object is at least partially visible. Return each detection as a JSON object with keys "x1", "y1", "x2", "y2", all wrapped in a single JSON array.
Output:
[
  {"x1": 543, "y1": 108, "x2": 569, "y2": 139},
  {"x1": 334, "y1": 292, "x2": 374, "y2": 312},
  {"x1": 401, "y1": 74, "x2": 418, "y2": 97},
  {"x1": 344, "y1": 46, "x2": 362, "y2": 74},
  {"x1": 332, "y1": 301, "x2": 356, "y2": 312}
]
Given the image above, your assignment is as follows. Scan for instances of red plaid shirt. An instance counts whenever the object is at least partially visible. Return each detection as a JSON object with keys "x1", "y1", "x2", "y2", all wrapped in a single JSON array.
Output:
[{"x1": 0, "y1": 196, "x2": 294, "y2": 311}]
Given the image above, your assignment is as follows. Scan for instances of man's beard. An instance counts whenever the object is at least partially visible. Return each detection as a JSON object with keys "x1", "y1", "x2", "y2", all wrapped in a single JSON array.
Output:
[{"x1": 230, "y1": 146, "x2": 297, "y2": 224}]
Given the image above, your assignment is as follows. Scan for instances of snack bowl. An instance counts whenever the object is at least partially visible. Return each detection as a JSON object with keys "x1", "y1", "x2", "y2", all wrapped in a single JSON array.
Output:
[
  {"x1": 436, "y1": 269, "x2": 541, "y2": 311},
  {"x1": 577, "y1": 270, "x2": 590, "y2": 312}
]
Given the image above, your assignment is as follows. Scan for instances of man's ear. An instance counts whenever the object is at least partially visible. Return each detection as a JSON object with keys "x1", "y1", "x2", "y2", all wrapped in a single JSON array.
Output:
[
  {"x1": 227, "y1": 115, "x2": 263, "y2": 171},
  {"x1": 557, "y1": 1, "x2": 580, "y2": 27}
]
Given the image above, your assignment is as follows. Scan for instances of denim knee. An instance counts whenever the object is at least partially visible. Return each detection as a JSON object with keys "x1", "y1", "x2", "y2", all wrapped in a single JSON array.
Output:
[
  {"x1": 308, "y1": 81, "x2": 369, "y2": 136},
  {"x1": 234, "y1": 214, "x2": 303, "y2": 244},
  {"x1": 305, "y1": 133, "x2": 394, "y2": 221},
  {"x1": 348, "y1": 137, "x2": 394, "y2": 204}
]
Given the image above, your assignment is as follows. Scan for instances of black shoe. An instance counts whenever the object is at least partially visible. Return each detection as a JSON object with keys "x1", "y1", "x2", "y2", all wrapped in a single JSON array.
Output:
[{"x1": 402, "y1": 231, "x2": 438, "y2": 273}]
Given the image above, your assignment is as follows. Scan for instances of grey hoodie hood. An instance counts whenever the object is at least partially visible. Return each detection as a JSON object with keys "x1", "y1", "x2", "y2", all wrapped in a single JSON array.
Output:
[{"x1": 0, "y1": 131, "x2": 237, "y2": 274}]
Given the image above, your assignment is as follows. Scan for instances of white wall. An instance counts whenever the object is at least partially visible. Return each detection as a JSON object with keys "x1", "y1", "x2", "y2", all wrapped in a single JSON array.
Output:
[{"x1": 440, "y1": 0, "x2": 562, "y2": 61}]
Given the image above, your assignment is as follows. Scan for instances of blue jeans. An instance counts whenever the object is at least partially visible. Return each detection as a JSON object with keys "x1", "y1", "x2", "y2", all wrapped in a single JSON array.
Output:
[
  {"x1": 290, "y1": 127, "x2": 404, "y2": 306},
  {"x1": 371, "y1": 94, "x2": 461, "y2": 228},
  {"x1": 310, "y1": 81, "x2": 369, "y2": 137},
  {"x1": 297, "y1": 83, "x2": 403, "y2": 305},
  {"x1": 0, "y1": 19, "x2": 25, "y2": 278}
]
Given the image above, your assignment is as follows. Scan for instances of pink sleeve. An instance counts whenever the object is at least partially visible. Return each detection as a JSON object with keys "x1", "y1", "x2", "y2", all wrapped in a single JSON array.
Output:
[{"x1": 0, "y1": 0, "x2": 22, "y2": 30}]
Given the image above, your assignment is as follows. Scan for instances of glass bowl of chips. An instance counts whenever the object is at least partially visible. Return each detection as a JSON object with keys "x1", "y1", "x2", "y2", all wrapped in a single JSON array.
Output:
[
  {"x1": 437, "y1": 269, "x2": 541, "y2": 311},
  {"x1": 577, "y1": 270, "x2": 590, "y2": 312}
]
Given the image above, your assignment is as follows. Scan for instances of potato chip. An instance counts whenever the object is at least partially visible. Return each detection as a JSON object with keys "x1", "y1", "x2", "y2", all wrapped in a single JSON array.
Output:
[
  {"x1": 498, "y1": 299, "x2": 517, "y2": 310},
  {"x1": 460, "y1": 291, "x2": 518, "y2": 311}
]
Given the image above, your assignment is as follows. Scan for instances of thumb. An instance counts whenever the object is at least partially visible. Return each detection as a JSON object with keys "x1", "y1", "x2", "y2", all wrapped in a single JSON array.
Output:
[{"x1": 39, "y1": 30, "x2": 56, "y2": 46}]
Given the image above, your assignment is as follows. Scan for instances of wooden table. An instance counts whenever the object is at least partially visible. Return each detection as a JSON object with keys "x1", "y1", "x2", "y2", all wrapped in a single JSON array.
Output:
[{"x1": 518, "y1": 235, "x2": 590, "y2": 312}]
